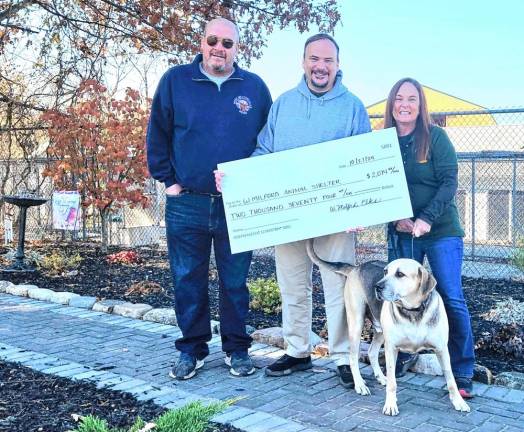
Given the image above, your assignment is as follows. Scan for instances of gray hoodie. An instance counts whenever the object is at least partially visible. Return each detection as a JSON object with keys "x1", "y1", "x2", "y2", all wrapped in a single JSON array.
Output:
[{"x1": 253, "y1": 71, "x2": 371, "y2": 156}]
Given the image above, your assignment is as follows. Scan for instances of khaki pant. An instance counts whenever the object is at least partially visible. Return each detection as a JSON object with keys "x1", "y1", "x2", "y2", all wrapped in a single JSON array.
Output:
[{"x1": 275, "y1": 232, "x2": 356, "y2": 366}]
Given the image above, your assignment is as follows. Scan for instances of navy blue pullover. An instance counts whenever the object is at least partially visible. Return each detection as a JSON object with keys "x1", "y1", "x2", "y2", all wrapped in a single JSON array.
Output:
[{"x1": 146, "y1": 54, "x2": 272, "y2": 193}]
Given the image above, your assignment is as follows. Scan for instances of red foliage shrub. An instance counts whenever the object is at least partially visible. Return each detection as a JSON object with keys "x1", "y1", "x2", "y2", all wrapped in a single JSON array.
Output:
[{"x1": 106, "y1": 250, "x2": 140, "y2": 265}]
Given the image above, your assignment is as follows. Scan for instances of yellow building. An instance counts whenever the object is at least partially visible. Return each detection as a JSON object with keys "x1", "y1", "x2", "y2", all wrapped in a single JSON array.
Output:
[{"x1": 366, "y1": 85, "x2": 496, "y2": 130}]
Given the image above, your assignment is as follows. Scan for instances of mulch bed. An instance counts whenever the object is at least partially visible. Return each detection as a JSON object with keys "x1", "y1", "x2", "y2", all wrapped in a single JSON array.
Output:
[
  {"x1": 0, "y1": 360, "x2": 240, "y2": 432},
  {"x1": 1, "y1": 241, "x2": 523, "y2": 431}
]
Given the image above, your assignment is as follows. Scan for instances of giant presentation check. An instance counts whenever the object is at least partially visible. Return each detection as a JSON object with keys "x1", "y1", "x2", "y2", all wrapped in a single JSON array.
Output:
[{"x1": 217, "y1": 127, "x2": 412, "y2": 254}]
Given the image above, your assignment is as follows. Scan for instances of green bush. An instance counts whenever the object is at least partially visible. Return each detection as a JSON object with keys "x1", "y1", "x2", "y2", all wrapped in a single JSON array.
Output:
[
  {"x1": 511, "y1": 241, "x2": 524, "y2": 272},
  {"x1": 248, "y1": 277, "x2": 281, "y2": 314},
  {"x1": 2, "y1": 248, "x2": 44, "y2": 267},
  {"x1": 41, "y1": 250, "x2": 83, "y2": 275}
]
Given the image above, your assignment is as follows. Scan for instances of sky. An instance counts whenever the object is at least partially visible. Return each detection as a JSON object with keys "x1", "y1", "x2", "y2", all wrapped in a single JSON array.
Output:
[{"x1": 247, "y1": 1, "x2": 524, "y2": 109}]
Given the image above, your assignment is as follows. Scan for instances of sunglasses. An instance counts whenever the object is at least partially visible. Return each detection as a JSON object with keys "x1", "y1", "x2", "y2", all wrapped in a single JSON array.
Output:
[{"x1": 206, "y1": 35, "x2": 235, "y2": 49}]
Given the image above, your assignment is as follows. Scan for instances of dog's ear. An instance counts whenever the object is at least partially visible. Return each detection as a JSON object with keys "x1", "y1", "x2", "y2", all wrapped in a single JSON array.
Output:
[{"x1": 418, "y1": 266, "x2": 437, "y2": 295}]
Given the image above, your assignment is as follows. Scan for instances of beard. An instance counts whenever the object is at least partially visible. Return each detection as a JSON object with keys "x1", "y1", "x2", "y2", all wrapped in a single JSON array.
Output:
[
  {"x1": 311, "y1": 77, "x2": 328, "y2": 89},
  {"x1": 206, "y1": 53, "x2": 229, "y2": 74},
  {"x1": 309, "y1": 69, "x2": 330, "y2": 89}
]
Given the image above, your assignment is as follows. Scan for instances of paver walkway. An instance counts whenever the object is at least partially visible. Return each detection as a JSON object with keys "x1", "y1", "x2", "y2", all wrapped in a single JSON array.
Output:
[{"x1": 1, "y1": 292, "x2": 524, "y2": 432}]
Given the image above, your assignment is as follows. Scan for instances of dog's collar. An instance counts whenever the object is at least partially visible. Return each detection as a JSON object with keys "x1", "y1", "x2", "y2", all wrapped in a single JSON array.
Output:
[{"x1": 397, "y1": 293, "x2": 432, "y2": 312}]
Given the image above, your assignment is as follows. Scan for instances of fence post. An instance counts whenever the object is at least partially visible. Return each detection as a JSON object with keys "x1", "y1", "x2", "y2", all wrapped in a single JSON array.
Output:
[
  {"x1": 512, "y1": 157, "x2": 517, "y2": 247},
  {"x1": 471, "y1": 158, "x2": 476, "y2": 259}
]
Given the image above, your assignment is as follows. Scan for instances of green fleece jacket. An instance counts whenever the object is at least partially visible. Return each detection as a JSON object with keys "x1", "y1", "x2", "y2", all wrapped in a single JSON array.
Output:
[{"x1": 397, "y1": 126, "x2": 464, "y2": 239}]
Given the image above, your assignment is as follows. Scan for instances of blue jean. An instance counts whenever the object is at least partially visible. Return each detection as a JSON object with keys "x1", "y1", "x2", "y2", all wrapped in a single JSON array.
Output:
[
  {"x1": 394, "y1": 235, "x2": 475, "y2": 378},
  {"x1": 165, "y1": 192, "x2": 252, "y2": 359}
]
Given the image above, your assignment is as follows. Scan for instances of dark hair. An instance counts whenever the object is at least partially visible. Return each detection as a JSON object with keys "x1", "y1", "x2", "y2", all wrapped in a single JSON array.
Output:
[
  {"x1": 384, "y1": 77, "x2": 431, "y2": 161},
  {"x1": 303, "y1": 33, "x2": 339, "y2": 61}
]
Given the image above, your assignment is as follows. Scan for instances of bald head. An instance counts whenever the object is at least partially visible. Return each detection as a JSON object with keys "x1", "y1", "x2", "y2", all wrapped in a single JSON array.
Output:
[
  {"x1": 204, "y1": 18, "x2": 239, "y2": 43},
  {"x1": 201, "y1": 17, "x2": 239, "y2": 77}
]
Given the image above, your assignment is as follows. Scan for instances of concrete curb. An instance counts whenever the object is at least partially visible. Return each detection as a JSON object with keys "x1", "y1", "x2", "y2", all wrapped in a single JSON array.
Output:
[{"x1": 1, "y1": 279, "x2": 178, "y2": 327}]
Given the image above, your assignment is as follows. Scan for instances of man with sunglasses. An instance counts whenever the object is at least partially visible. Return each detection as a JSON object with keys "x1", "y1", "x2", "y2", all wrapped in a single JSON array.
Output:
[
  {"x1": 252, "y1": 34, "x2": 371, "y2": 388},
  {"x1": 146, "y1": 17, "x2": 272, "y2": 380}
]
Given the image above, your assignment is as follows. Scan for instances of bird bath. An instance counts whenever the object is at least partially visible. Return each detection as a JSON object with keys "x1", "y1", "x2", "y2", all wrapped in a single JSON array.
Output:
[{"x1": 2, "y1": 192, "x2": 48, "y2": 272}]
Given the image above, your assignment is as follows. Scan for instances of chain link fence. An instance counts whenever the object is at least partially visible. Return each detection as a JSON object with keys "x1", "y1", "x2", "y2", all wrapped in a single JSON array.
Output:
[
  {"x1": 1, "y1": 108, "x2": 523, "y2": 279},
  {"x1": 366, "y1": 108, "x2": 524, "y2": 279}
]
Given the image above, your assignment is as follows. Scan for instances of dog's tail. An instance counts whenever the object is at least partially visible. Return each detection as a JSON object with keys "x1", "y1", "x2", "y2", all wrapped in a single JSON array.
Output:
[{"x1": 305, "y1": 238, "x2": 357, "y2": 277}]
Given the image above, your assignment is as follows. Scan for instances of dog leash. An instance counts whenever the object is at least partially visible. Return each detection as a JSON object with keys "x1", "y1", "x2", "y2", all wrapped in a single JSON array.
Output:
[{"x1": 410, "y1": 234, "x2": 415, "y2": 260}]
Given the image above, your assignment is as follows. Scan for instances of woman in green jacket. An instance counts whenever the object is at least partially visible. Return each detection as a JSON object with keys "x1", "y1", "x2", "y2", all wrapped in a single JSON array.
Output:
[{"x1": 385, "y1": 78, "x2": 475, "y2": 398}]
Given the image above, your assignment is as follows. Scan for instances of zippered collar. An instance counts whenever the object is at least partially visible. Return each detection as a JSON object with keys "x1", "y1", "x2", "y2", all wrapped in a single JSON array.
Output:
[{"x1": 191, "y1": 54, "x2": 244, "y2": 82}]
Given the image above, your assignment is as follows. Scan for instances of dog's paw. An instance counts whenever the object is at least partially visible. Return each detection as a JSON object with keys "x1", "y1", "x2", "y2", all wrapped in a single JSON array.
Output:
[
  {"x1": 375, "y1": 373, "x2": 387, "y2": 386},
  {"x1": 383, "y1": 394, "x2": 399, "y2": 416},
  {"x1": 452, "y1": 398, "x2": 470, "y2": 413},
  {"x1": 382, "y1": 401, "x2": 399, "y2": 416},
  {"x1": 354, "y1": 383, "x2": 371, "y2": 395},
  {"x1": 354, "y1": 382, "x2": 371, "y2": 396}
]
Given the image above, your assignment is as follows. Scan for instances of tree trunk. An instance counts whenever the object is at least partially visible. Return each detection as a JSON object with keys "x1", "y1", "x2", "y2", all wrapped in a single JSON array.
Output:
[{"x1": 100, "y1": 209, "x2": 109, "y2": 252}]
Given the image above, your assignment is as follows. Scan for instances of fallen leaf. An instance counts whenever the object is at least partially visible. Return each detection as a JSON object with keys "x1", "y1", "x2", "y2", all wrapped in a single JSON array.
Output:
[
  {"x1": 71, "y1": 413, "x2": 83, "y2": 421},
  {"x1": 138, "y1": 423, "x2": 157, "y2": 431},
  {"x1": 312, "y1": 344, "x2": 329, "y2": 357}
]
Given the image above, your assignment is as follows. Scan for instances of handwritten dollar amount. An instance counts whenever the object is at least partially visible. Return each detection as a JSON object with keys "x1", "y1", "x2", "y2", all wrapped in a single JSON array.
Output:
[{"x1": 366, "y1": 166, "x2": 399, "y2": 179}]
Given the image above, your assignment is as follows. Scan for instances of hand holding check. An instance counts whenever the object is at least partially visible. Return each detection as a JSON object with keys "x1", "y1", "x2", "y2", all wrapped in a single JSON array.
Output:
[{"x1": 214, "y1": 170, "x2": 225, "y2": 192}]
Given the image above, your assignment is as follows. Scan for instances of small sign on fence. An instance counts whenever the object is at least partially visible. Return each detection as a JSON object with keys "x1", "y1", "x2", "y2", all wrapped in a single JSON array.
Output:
[{"x1": 52, "y1": 191, "x2": 80, "y2": 230}]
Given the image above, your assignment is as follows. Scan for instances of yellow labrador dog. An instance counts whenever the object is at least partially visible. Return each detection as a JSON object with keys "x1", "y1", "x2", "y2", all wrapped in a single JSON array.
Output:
[
  {"x1": 376, "y1": 259, "x2": 470, "y2": 415},
  {"x1": 305, "y1": 240, "x2": 470, "y2": 416}
]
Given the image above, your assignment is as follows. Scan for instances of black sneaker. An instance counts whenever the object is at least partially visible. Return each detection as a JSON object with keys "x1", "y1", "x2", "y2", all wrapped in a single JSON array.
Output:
[
  {"x1": 337, "y1": 365, "x2": 354, "y2": 389},
  {"x1": 265, "y1": 354, "x2": 312, "y2": 377},
  {"x1": 225, "y1": 351, "x2": 255, "y2": 377},
  {"x1": 168, "y1": 352, "x2": 204, "y2": 380},
  {"x1": 395, "y1": 353, "x2": 419, "y2": 378},
  {"x1": 456, "y1": 377, "x2": 474, "y2": 399}
]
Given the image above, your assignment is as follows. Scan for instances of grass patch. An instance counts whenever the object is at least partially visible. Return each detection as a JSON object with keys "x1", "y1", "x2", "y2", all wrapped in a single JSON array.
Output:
[
  {"x1": 73, "y1": 400, "x2": 230, "y2": 432},
  {"x1": 74, "y1": 415, "x2": 111, "y2": 432}
]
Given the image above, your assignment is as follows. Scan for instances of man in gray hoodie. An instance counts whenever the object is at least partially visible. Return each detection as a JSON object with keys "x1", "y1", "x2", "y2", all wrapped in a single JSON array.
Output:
[{"x1": 254, "y1": 34, "x2": 371, "y2": 388}]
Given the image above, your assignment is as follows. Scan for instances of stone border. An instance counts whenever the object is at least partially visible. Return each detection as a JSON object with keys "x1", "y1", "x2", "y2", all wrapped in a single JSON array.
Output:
[
  {"x1": 0, "y1": 280, "x2": 178, "y2": 326},
  {"x1": 2, "y1": 279, "x2": 524, "y2": 391}
]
